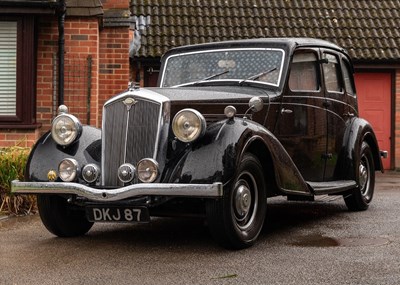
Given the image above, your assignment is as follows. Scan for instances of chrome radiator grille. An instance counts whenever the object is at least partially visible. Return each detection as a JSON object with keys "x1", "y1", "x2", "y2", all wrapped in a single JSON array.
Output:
[{"x1": 102, "y1": 97, "x2": 161, "y2": 186}]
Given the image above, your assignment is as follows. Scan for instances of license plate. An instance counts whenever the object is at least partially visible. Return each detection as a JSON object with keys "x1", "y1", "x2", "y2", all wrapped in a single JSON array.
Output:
[{"x1": 86, "y1": 206, "x2": 150, "y2": 223}]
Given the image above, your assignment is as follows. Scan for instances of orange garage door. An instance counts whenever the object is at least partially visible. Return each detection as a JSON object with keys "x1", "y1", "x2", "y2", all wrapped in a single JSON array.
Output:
[{"x1": 355, "y1": 72, "x2": 391, "y2": 169}]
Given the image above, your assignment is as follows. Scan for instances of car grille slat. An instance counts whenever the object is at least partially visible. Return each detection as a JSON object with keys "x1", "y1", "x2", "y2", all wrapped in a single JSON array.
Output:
[{"x1": 103, "y1": 97, "x2": 161, "y2": 186}]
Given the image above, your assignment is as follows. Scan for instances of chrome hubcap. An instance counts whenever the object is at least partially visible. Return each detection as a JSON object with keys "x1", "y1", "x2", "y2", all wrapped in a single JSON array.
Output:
[
  {"x1": 234, "y1": 184, "x2": 252, "y2": 218},
  {"x1": 232, "y1": 171, "x2": 258, "y2": 230},
  {"x1": 359, "y1": 163, "x2": 368, "y2": 190},
  {"x1": 359, "y1": 155, "x2": 371, "y2": 200}
]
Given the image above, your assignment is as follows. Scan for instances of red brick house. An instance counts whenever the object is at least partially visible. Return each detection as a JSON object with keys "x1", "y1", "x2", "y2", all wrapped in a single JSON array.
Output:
[
  {"x1": 0, "y1": 0, "x2": 131, "y2": 146},
  {"x1": 2, "y1": 1, "x2": 400, "y2": 170},
  {"x1": 130, "y1": 0, "x2": 400, "y2": 170}
]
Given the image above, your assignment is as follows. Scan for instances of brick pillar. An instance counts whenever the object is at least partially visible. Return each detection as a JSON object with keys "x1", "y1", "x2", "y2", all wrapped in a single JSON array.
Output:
[
  {"x1": 36, "y1": 16, "x2": 58, "y2": 135},
  {"x1": 63, "y1": 18, "x2": 99, "y2": 128},
  {"x1": 36, "y1": 17, "x2": 100, "y2": 131},
  {"x1": 98, "y1": 27, "x2": 130, "y2": 124}
]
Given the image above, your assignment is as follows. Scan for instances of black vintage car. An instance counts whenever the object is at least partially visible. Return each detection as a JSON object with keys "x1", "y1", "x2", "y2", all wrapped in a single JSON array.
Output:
[{"x1": 12, "y1": 38, "x2": 386, "y2": 249}]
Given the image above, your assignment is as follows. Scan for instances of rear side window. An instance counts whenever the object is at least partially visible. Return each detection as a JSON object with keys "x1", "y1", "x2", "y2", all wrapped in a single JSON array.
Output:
[
  {"x1": 289, "y1": 52, "x2": 319, "y2": 91},
  {"x1": 323, "y1": 53, "x2": 343, "y2": 93}
]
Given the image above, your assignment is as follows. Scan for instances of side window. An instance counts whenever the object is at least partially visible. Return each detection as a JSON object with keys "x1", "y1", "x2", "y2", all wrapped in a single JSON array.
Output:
[
  {"x1": 289, "y1": 52, "x2": 319, "y2": 91},
  {"x1": 342, "y1": 59, "x2": 355, "y2": 96},
  {"x1": 323, "y1": 53, "x2": 343, "y2": 93}
]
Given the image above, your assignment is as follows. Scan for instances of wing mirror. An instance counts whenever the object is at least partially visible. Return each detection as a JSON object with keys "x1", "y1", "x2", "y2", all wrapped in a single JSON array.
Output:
[
  {"x1": 249, "y1": 96, "x2": 264, "y2": 112},
  {"x1": 242, "y1": 96, "x2": 264, "y2": 125}
]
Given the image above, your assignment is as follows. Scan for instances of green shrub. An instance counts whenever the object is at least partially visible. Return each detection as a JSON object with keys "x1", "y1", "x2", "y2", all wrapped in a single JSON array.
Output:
[{"x1": 0, "y1": 147, "x2": 36, "y2": 215}]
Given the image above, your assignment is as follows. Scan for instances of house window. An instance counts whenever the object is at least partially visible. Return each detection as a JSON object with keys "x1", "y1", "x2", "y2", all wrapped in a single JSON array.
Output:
[
  {"x1": 0, "y1": 21, "x2": 17, "y2": 116},
  {"x1": 0, "y1": 16, "x2": 36, "y2": 128}
]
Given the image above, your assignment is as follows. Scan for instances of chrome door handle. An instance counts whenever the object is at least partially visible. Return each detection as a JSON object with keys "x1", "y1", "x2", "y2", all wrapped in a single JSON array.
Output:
[
  {"x1": 281, "y1": 108, "x2": 293, "y2": 114},
  {"x1": 343, "y1": 112, "x2": 355, "y2": 117}
]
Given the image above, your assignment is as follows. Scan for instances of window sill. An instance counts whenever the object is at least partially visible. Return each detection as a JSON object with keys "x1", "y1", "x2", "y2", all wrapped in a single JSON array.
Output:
[{"x1": 0, "y1": 123, "x2": 42, "y2": 130}]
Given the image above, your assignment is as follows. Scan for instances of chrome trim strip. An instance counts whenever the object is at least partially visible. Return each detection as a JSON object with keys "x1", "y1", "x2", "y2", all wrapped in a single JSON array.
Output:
[
  {"x1": 105, "y1": 89, "x2": 170, "y2": 106},
  {"x1": 11, "y1": 180, "x2": 223, "y2": 202},
  {"x1": 123, "y1": 107, "x2": 130, "y2": 163}
]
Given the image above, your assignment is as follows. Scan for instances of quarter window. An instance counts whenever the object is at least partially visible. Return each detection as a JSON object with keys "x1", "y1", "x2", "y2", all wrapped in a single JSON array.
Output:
[
  {"x1": 323, "y1": 53, "x2": 342, "y2": 93},
  {"x1": 342, "y1": 59, "x2": 355, "y2": 96}
]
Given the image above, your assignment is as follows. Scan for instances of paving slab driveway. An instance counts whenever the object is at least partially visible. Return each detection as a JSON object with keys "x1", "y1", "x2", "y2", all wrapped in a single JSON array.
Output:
[{"x1": 1, "y1": 172, "x2": 400, "y2": 285}]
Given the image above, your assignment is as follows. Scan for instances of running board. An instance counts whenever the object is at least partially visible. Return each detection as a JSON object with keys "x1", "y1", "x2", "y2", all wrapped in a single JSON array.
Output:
[{"x1": 307, "y1": 180, "x2": 357, "y2": 195}]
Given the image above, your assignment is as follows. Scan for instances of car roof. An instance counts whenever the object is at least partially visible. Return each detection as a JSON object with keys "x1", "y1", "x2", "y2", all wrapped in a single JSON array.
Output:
[{"x1": 162, "y1": 37, "x2": 348, "y2": 59}]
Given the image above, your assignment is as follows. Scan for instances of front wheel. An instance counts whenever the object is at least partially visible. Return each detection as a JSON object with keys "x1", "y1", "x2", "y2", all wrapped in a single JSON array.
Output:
[
  {"x1": 206, "y1": 153, "x2": 267, "y2": 249},
  {"x1": 344, "y1": 141, "x2": 375, "y2": 211},
  {"x1": 37, "y1": 195, "x2": 93, "y2": 237}
]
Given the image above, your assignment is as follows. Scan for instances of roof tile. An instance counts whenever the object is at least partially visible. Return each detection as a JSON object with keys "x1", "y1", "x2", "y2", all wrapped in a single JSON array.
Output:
[{"x1": 130, "y1": 0, "x2": 400, "y2": 61}]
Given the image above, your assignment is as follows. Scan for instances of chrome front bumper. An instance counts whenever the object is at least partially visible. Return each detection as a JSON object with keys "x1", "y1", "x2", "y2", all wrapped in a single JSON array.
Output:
[{"x1": 11, "y1": 180, "x2": 223, "y2": 202}]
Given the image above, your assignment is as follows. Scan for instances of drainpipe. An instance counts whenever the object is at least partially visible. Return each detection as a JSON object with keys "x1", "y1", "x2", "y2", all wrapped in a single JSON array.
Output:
[{"x1": 57, "y1": 0, "x2": 66, "y2": 105}]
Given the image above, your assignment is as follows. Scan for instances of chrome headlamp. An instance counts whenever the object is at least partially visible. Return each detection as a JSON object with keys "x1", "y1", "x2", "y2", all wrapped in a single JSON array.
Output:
[
  {"x1": 58, "y1": 158, "x2": 79, "y2": 182},
  {"x1": 172, "y1": 109, "x2": 206, "y2": 142},
  {"x1": 51, "y1": 106, "x2": 82, "y2": 146},
  {"x1": 137, "y1": 158, "x2": 159, "y2": 183}
]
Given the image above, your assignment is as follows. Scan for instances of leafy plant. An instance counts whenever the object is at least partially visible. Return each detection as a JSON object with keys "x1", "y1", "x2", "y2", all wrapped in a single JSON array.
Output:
[{"x1": 0, "y1": 147, "x2": 36, "y2": 215}]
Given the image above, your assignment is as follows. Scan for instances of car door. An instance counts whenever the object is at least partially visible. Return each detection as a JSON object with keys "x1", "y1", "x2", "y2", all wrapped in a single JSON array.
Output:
[
  {"x1": 275, "y1": 49, "x2": 327, "y2": 182},
  {"x1": 321, "y1": 51, "x2": 349, "y2": 181}
]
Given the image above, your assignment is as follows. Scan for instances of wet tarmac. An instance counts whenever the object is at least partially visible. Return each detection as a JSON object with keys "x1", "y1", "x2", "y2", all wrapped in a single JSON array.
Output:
[{"x1": 0, "y1": 171, "x2": 400, "y2": 285}]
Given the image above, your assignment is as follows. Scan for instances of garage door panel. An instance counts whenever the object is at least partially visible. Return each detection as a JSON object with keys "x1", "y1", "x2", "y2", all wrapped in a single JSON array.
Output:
[
  {"x1": 362, "y1": 110, "x2": 384, "y2": 132},
  {"x1": 355, "y1": 72, "x2": 391, "y2": 169}
]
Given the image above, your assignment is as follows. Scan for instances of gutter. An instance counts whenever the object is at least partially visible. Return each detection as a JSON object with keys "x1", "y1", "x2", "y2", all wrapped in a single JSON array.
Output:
[
  {"x1": 0, "y1": 1, "x2": 58, "y2": 14},
  {"x1": 57, "y1": 0, "x2": 66, "y2": 105}
]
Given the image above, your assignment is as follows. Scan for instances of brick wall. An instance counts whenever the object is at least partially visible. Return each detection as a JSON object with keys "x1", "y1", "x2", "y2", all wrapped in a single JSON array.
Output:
[
  {"x1": 63, "y1": 18, "x2": 99, "y2": 128},
  {"x1": 36, "y1": 16, "x2": 58, "y2": 134},
  {"x1": 98, "y1": 26, "x2": 130, "y2": 124},
  {"x1": 0, "y1": 129, "x2": 40, "y2": 148},
  {"x1": 0, "y1": 1, "x2": 131, "y2": 148},
  {"x1": 102, "y1": 0, "x2": 129, "y2": 9},
  {"x1": 36, "y1": 17, "x2": 100, "y2": 134}
]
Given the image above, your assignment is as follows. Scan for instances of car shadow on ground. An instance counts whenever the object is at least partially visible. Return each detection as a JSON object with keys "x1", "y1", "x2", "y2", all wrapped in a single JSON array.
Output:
[
  {"x1": 36, "y1": 197, "x2": 349, "y2": 251},
  {"x1": 264, "y1": 197, "x2": 348, "y2": 233}
]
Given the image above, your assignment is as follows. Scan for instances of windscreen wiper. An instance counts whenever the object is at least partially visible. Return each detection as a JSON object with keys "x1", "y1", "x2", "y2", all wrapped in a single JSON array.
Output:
[
  {"x1": 201, "y1": 70, "x2": 230, "y2": 81},
  {"x1": 176, "y1": 70, "x2": 230, "y2": 87},
  {"x1": 239, "y1": 67, "x2": 277, "y2": 85}
]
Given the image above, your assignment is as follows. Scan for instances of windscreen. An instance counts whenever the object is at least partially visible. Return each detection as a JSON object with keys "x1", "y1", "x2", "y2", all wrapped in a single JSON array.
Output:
[{"x1": 161, "y1": 48, "x2": 285, "y2": 87}]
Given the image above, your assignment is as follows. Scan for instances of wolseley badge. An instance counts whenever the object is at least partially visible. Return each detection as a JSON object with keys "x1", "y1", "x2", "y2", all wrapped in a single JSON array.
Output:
[
  {"x1": 47, "y1": 170, "x2": 57, "y2": 181},
  {"x1": 123, "y1": 97, "x2": 137, "y2": 110}
]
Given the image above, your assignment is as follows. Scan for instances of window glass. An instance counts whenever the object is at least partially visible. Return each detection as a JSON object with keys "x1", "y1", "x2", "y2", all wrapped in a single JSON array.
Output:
[
  {"x1": 162, "y1": 48, "x2": 285, "y2": 87},
  {"x1": 342, "y1": 59, "x2": 355, "y2": 96},
  {"x1": 0, "y1": 21, "x2": 17, "y2": 116},
  {"x1": 323, "y1": 53, "x2": 342, "y2": 93},
  {"x1": 0, "y1": 17, "x2": 36, "y2": 127},
  {"x1": 289, "y1": 52, "x2": 319, "y2": 91}
]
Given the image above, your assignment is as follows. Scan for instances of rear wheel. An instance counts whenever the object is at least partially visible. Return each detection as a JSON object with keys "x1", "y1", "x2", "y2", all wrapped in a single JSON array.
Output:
[
  {"x1": 206, "y1": 153, "x2": 267, "y2": 249},
  {"x1": 344, "y1": 141, "x2": 375, "y2": 211},
  {"x1": 37, "y1": 195, "x2": 93, "y2": 237}
]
